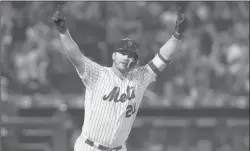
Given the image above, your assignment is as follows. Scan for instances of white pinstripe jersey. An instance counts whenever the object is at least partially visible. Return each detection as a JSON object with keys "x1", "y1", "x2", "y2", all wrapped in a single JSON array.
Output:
[{"x1": 75, "y1": 56, "x2": 156, "y2": 147}]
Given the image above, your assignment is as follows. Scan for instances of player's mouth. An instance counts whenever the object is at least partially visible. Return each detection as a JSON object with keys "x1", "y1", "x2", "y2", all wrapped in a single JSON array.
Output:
[{"x1": 120, "y1": 62, "x2": 128, "y2": 66}]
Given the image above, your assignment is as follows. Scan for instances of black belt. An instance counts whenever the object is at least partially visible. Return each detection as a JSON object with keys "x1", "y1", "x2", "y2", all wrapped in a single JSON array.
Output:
[{"x1": 85, "y1": 138, "x2": 122, "y2": 151}]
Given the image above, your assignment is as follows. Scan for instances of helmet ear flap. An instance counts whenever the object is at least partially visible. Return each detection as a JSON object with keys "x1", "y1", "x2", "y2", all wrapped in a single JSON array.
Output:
[{"x1": 129, "y1": 59, "x2": 138, "y2": 68}]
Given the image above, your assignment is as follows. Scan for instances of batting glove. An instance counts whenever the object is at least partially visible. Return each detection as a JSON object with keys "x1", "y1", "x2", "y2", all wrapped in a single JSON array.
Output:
[
  {"x1": 173, "y1": 5, "x2": 188, "y2": 40},
  {"x1": 52, "y1": 5, "x2": 67, "y2": 34}
]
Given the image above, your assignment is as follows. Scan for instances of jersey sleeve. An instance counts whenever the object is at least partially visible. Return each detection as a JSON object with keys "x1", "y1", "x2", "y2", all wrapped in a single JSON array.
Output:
[
  {"x1": 137, "y1": 62, "x2": 158, "y2": 87},
  {"x1": 74, "y1": 56, "x2": 103, "y2": 89},
  {"x1": 138, "y1": 52, "x2": 173, "y2": 86}
]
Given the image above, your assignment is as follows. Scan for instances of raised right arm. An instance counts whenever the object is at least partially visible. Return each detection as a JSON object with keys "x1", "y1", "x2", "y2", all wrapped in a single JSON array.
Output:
[
  {"x1": 60, "y1": 30, "x2": 86, "y2": 74},
  {"x1": 51, "y1": 5, "x2": 103, "y2": 89},
  {"x1": 59, "y1": 29, "x2": 102, "y2": 89},
  {"x1": 52, "y1": 5, "x2": 86, "y2": 74}
]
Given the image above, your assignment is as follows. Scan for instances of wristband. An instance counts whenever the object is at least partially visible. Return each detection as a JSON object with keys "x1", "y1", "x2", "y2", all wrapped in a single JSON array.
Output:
[
  {"x1": 172, "y1": 31, "x2": 183, "y2": 40},
  {"x1": 157, "y1": 53, "x2": 172, "y2": 64},
  {"x1": 59, "y1": 28, "x2": 67, "y2": 34}
]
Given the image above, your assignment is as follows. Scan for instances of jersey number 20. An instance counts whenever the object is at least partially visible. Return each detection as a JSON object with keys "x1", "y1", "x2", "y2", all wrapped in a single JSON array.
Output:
[{"x1": 126, "y1": 103, "x2": 136, "y2": 118}]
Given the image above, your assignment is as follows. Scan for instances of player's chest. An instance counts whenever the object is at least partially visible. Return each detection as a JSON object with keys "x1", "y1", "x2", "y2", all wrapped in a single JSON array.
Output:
[{"x1": 94, "y1": 75, "x2": 140, "y2": 104}]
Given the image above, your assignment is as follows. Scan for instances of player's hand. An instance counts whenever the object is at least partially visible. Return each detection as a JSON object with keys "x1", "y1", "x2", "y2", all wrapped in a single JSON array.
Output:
[
  {"x1": 174, "y1": 3, "x2": 188, "y2": 35},
  {"x1": 52, "y1": 5, "x2": 67, "y2": 34}
]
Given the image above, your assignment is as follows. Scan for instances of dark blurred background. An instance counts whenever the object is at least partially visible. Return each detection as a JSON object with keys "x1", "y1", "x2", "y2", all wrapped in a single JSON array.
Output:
[{"x1": 0, "y1": 1, "x2": 249, "y2": 151}]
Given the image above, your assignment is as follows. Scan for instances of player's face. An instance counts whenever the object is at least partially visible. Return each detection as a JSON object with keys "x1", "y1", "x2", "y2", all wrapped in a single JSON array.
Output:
[{"x1": 112, "y1": 50, "x2": 137, "y2": 73}]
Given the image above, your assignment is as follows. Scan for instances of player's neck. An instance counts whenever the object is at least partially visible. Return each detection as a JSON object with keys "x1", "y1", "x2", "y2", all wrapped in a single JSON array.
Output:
[{"x1": 111, "y1": 65, "x2": 128, "y2": 80}]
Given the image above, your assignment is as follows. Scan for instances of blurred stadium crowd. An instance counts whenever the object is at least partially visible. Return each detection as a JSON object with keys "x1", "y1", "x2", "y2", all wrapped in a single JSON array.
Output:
[
  {"x1": 0, "y1": 2, "x2": 249, "y2": 151},
  {"x1": 1, "y1": 1, "x2": 249, "y2": 108}
]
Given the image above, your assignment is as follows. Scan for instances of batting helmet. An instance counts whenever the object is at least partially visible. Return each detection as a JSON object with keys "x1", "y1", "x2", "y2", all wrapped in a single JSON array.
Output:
[{"x1": 113, "y1": 38, "x2": 140, "y2": 59}]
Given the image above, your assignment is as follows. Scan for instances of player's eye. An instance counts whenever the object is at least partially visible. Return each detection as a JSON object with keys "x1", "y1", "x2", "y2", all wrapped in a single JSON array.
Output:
[
  {"x1": 127, "y1": 53, "x2": 136, "y2": 59},
  {"x1": 118, "y1": 51, "x2": 137, "y2": 59}
]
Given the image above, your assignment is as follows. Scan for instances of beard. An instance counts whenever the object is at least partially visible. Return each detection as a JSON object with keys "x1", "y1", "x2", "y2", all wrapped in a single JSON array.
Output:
[{"x1": 115, "y1": 61, "x2": 131, "y2": 73}]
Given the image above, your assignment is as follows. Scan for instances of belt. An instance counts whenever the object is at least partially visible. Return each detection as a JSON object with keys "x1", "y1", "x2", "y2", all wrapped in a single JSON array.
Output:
[{"x1": 85, "y1": 138, "x2": 122, "y2": 151}]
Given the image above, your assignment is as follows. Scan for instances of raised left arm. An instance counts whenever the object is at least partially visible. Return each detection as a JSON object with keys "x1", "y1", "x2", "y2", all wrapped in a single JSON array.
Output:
[{"x1": 149, "y1": 5, "x2": 188, "y2": 73}]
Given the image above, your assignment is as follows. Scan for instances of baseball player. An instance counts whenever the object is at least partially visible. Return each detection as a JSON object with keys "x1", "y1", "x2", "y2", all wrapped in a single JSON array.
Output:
[{"x1": 52, "y1": 4, "x2": 188, "y2": 151}]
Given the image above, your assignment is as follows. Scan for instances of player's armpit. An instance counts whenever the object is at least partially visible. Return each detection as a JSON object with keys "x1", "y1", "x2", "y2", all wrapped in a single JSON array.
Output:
[{"x1": 60, "y1": 30, "x2": 86, "y2": 74}]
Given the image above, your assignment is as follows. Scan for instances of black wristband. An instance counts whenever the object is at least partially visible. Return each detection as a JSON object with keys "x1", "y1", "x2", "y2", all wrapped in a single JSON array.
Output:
[
  {"x1": 172, "y1": 31, "x2": 183, "y2": 40},
  {"x1": 158, "y1": 53, "x2": 172, "y2": 64},
  {"x1": 148, "y1": 61, "x2": 161, "y2": 76},
  {"x1": 59, "y1": 28, "x2": 67, "y2": 34}
]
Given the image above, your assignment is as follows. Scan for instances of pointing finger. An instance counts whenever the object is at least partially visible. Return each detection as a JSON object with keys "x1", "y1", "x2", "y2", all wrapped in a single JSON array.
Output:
[
  {"x1": 177, "y1": 7, "x2": 184, "y2": 20},
  {"x1": 56, "y1": 4, "x2": 63, "y2": 14}
]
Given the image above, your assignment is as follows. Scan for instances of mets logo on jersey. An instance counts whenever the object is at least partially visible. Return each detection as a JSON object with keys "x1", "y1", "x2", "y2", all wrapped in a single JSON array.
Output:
[{"x1": 102, "y1": 86, "x2": 135, "y2": 103}]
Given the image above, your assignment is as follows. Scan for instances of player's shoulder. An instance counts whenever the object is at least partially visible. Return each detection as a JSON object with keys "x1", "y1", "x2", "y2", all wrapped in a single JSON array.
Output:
[
  {"x1": 86, "y1": 57, "x2": 106, "y2": 69},
  {"x1": 131, "y1": 64, "x2": 149, "y2": 78},
  {"x1": 133, "y1": 64, "x2": 150, "y2": 73},
  {"x1": 101, "y1": 66, "x2": 113, "y2": 76},
  {"x1": 132, "y1": 63, "x2": 157, "y2": 81}
]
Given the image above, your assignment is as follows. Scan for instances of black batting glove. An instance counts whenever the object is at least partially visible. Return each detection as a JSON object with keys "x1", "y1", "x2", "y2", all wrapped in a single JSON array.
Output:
[
  {"x1": 173, "y1": 4, "x2": 188, "y2": 40},
  {"x1": 52, "y1": 5, "x2": 67, "y2": 34}
]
